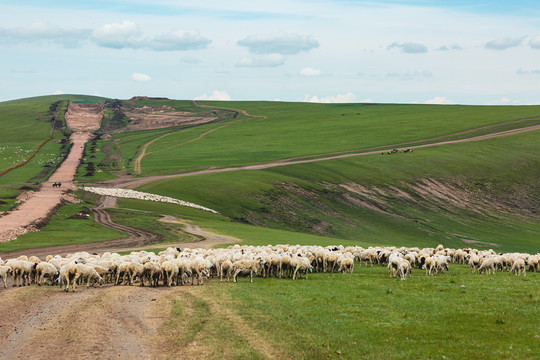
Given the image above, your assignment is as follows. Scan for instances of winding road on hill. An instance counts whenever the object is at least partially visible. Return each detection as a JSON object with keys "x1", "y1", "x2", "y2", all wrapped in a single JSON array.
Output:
[{"x1": 101, "y1": 122, "x2": 540, "y2": 189}]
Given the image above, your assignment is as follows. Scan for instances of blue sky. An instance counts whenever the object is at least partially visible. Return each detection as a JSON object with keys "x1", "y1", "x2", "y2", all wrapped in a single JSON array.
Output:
[{"x1": 1, "y1": 0, "x2": 540, "y2": 104}]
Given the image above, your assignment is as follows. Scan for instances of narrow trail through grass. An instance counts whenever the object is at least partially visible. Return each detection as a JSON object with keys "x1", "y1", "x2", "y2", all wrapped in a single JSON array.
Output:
[
  {"x1": 133, "y1": 132, "x2": 174, "y2": 174},
  {"x1": 131, "y1": 101, "x2": 265, "y2": 175},
  {"x1": 105, "y1": 122, "x2": 540, "y2": 190}
]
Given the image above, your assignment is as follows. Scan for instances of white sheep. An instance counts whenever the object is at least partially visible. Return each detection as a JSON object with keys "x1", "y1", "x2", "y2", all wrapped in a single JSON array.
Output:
[
  {"x1": 423, "y1": 257, "x2": 437, "y2": 276},
  {"x1": 172, "y1": 258, "x2": 192, "y2": 286},
  {"x1": 35, "y1": 262, "x2": 59, "y2": 286},
  {"x1": 160, "y1": 261, "x2": 179, "y2": 287},
  {"x1": 527, "y1": 255, "x2": 539, "y2": 272},
  {"x1": 188, "y1": 257, "x2": 208, "y2": 285},
  {"x1": 434, "y1": 255, "x2": 450, "y2": 274},
  {"x1": 388, "y1": 256, "x2": 411, "y2": 280},
  {"x1": 59, "y1": 263, "x2": 79, "y2": 292},
  {"x1": 291, "y1": 256, "x2": 312, "y2": 280},
  {"x1": 0, "y1": 265, "x2": 12, "y2": 288},
  {"x1": 232, "y1": 259, "x2": 266, "y2": 283},
  {"x1": 220, "y1": 260, "x2": 233, "y2": 282},
  {"x1": 88, "y1": 264, "x2": 111, "y2": 283},
  {"x1": 115, "y1": 262, "x2": 132, "y2": 285},
  {"x1": 468, "y1": 254, "x2": 480, "y2": 273},
  {"x1": 478, "y1": 257, "x2": 497, "y2": 275},
  {"x1": 337, "y1": 255, "x2": 354, "y2": 274},
  {"x1": 128, "y1": 262, "x2": 145, "y2": 286},
  {"x1": 73, "y1": 264, "x2": 103, "y2": 288},
  {"x1": 142, "y1": 262, "x2": 161, "y2": 287},
  {"x1": 6, "y1": 260, "x2": 34, "y2": 286},
  {"x1": 511, "y1": 258, "x2": 526, "y2": 276}
]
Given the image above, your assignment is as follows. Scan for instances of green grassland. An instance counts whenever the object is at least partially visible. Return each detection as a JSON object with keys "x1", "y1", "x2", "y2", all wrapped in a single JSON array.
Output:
[
  {"x1": 134, "y1": 128, "x2": 539, "y2": 253},
  {"x1": 73, "y1": 101, "x2": 540, "y2": 181},
  {"x1": 0, "y1": 94, "x2": 106, "y2": 191},
  {"x1": 204, "y1": 265, "x2": 539, "y2": 360},
  {"x1": 1, "y1": 96, "x2": 539, "y2": 359},
  {"x1": 3, "y1": 97, "x2": 539, "y2": 254},
  {"x1": 133, "y1": 102, "x2": 540, "y2": 176}
]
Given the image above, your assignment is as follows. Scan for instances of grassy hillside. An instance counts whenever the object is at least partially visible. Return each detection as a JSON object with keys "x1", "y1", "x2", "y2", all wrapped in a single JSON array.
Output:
[
  {"x1": 133, "y1": 102, "x2": 540, "y2": 176},
  {"x1": 0, "y1": 94, "x2": 108, "y2": 209},
  {"x1": 136, "y1": 128, "x2": 539, "y2": 253},
  {"x1": 1, "y1": 97, "x2": 539, "y2": 253}
]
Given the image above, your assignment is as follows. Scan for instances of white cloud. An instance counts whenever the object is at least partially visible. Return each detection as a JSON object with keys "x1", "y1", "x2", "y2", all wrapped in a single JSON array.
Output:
[
  {"x1": 303, "y1": 92, "x2": 356, "y2": 103},
  {"x1": 529, "y1": 36, "x2": 540, "y2": 49},
  {"x1": 132, "y1": 73, "x2": 151, "y2": 82},
  {"x1": 236, "y1": 54, "x2": 285, "y2": 67},
  {"x1": 0, "y1": 22, "x2": 91, "y2": 48},
  {"x1": 194, "y1": 90, "x2": 231, "y2": 101},
  {"x1": 147, "y1": 30, "x2": 211, "y2": 51},
  {"x1": 387, "y1": 42, "x2": 428, "y2": 54},
  {"x1": 92, "y1": 21, "x2": 141, "y2": 49},
  {"x1": 485, "y1": 98, "x2": 517, "y2": 105},
  {"x1": 437, "y1": 43, "x2": 462, "y2": 51},
  {"x1": 516, "y1": 68, "x2": 540, "y2": 75},
  {"x1": 53, "y1": 90, "x2": 64, "y2": 95},
  {"x1": 484, "y1": 37, "x2": 524, "y2": 50},
  {"x1": 485, "y1": 97, "x2": 540, "y2": 105},
  {"x1": 299, "y1": 67, "x2": 322, "y2": 77},
  {"x1": 237, "y1": 33, "x2": 319, "y2": 54},
  {"x1": 424, "y1": 96, "x2": 454, "y2": 104},
  {"x1": 92, "y1": 22, "x2": 210, "y2": 51}
]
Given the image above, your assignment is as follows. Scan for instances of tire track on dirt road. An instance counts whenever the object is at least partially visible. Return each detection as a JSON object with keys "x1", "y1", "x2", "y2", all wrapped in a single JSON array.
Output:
[
  {"x1": 0, "y1": 213, "x2": 238, "y2": 260},
  {"x1": 0, "y1": 285, "x2": 171, "y2": 360}
]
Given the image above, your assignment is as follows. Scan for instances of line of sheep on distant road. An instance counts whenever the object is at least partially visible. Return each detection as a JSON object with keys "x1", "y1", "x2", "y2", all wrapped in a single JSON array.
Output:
[{"x1": 0, "y1": 244, "x2": 538, "y2": 291}]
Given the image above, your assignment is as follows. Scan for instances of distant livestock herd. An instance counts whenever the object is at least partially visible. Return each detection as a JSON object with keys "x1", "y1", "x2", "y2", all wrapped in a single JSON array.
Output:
[{"x1": 0, "y1": 244, "x2": 538, "y2": 292}]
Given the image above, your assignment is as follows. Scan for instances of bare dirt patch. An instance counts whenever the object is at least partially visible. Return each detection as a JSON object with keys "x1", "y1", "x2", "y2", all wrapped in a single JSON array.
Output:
[
  {"x1": 123, "y1": 106, "x2": 217, "y2": 132},
  {"x1": 0, "y1": 285, "x2": 173, "y2": 360},
  {"x1": 65, "y1": 102, "x2": 103, "y2": 132}
]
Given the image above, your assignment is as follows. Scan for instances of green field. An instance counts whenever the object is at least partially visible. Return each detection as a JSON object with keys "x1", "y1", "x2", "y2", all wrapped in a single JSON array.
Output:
[
  {"x1": 131, "y1": 102, "x2": 540, "y2": 176},
  {"x1": 0, "y1": 96, "x2": 539, "y2": 359},
  {"x1": 2, "y1": 96, "x2": 539, "y2": 253},
  {"x1": 0, "y1": 94, "x2": 106, "y2": 208},
  {"x1": 184, "y1": 265, "x2": 539, "y2": 360}
]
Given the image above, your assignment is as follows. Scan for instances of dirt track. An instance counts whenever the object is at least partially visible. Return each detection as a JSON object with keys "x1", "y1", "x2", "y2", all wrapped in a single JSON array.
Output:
[
  {"x1": 0, "y1": 101, "x2": 103, "y2": 242},
  {"x1": 104, "y1": 123, "x2": 540, "y2": 189},
  {"x1": 0, "y1": 279, "x2": 287, "y2": 360}
]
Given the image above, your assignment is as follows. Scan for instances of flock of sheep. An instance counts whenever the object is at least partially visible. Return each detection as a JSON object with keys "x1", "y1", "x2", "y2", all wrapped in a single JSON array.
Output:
[
  {"x1": 82, "y1": 186, "x2": 219, "y2": 214},
  {"x1": 0, "y1": 244, "x2": 538, "y2": 292}
]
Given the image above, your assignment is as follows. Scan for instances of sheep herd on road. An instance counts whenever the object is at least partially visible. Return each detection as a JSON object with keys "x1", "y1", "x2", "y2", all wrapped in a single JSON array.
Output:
[{"x1": 0, "y1": 244, "x2": 538, "y2": 292}]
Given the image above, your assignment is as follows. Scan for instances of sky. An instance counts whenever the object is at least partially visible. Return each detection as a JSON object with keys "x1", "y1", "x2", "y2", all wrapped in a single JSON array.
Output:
[{"x1": 1, "y1": 0, "x2": 540, "y2": 105}]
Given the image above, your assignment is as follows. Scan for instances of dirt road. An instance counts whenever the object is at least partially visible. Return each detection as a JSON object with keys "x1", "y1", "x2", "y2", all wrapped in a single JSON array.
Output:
[
  {"x1": 103, "y1": 123, "x2": 540, "y2": 189},
  {"x1": 0, "y1": 102, "x2": 103, "y2": 242},
  {"x1": 0, "y1": 280, "x2": 287, "y2": 360},
  {"x1": 0, "y1": 132, "x2": 91, "y2": 241}
]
